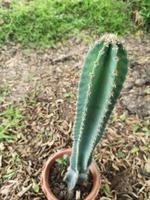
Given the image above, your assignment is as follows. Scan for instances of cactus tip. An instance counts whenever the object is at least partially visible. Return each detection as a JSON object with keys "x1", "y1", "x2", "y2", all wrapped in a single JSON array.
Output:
[{"x1": 100, "y1": 33, "x2": 121, "y2": 44}]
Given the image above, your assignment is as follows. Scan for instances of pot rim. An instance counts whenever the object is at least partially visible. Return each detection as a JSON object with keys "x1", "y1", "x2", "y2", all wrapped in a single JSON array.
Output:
[{"x1": 41, "y1": 148, "x2": 100, "y2": 200}]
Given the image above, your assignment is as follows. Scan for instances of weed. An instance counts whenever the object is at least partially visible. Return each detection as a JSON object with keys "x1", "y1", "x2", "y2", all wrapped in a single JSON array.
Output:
[
  {"x1": 0, "y1": 105, "x2": 24, "y2": 141},
  {"x1": 123, "y1": 0, "x2": 150, "y2": 31},
  {"x1": 11, "y1": 152, "x2": 21, "y2": 163},
  {"x1": 142, "y1": 127, "x2": 150, "y2": 135},
  {"x1": 116, "y1": 150, "x2": 126, "y2": 158},
  {"x1": 32, "y1": 180, "x2": 40, "y2": 193},
  {"x1": 0, "y1": 0, "x2": 133, "y2": 46},
  {"x1": 119, "y1": 111, "x2": 128, "y2": 121},
  {"x1": 131, "y1": 146, "x2": 139, "y2": 154},
  {"x1": 100, "y1": 183, "x2": 111, "y2": 197},
  {"x1": 132, "y1": 123, "x2": 141, "y2": 133},
  {"x1": 64, "y1": 92, "x2": 75, "y2": 98},
  {"x1": 56, "y1": 154, "x2": 69, "y2": 166},
  {"x1": 132, "y1": 120, "x2": 150, "y2": 135},
  {"x1": 3, "y1": 170, "x2": 16, "y2": 180}
]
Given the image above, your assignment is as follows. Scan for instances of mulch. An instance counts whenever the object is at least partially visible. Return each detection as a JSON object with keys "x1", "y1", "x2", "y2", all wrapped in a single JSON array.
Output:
[{"x1": 0, "y1": 34, "x2": 150, "y2": 200}]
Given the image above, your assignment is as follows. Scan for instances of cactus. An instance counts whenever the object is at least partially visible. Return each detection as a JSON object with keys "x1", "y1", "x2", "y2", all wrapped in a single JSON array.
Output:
[{"x1": 64, "y1": 33, "x2": 128, "y2": 191}]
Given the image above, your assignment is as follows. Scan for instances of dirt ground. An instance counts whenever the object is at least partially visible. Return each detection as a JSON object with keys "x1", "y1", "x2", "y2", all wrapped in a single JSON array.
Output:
[{"x1": 0, "y1": 34, "x2": 150, "y2": 200}]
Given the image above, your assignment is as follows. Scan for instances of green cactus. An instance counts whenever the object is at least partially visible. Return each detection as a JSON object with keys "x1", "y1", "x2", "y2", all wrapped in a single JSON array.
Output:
[{"x1": 64, "y1": 33, "x2": 128, "y2": 191}]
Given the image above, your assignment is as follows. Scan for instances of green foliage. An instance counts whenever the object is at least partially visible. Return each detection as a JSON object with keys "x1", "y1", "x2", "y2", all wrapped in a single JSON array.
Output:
[
  {"x1": 11, "y1": 152, "x2": 21, "y2": 163},
  {"x1": 130, "y1": 146, "x2": 139, "y2": 154},
  {"x1": 101, "y1": 183, "x2": 111, "y2": 196},
  {"x1": 64, "y1": 34, "x2": 128, "y2": 190},
  {"x1": 32, "y1": 180, "x2": 40, "y2": 193},
  {"x1": 56, "y1": 154, "x2": 69, "y2": 166},
  {"x1": 139, "y1": 1, "x2": 150, "y2": 31},
  {"x1": 0, "y1": 0, "x2": 132, "y2": 46},
  {"x1": 132, "y1": 120, "x2": 150, "y2": 135},
  {"x1": 124, "y1": 0, "x2": 150, "y2": 31},
  {"x1": 3, "y1": 170, "x2": 16, "y2": 180},
  {"x1": 0, "y1": 105, "x2": 24, "y2": 141},
  {"x1": 64, "y1": 92, "x2": 75, "y2": 98},
  {"x1": 116, "y1": 150, "x2": 126, "y2": 158},
  {"x1": 132, "y1": 123, "x2": 141, "y2": 133},
  {"x1": 119, "y1": 111, "x2": 128, "y2": 121}
]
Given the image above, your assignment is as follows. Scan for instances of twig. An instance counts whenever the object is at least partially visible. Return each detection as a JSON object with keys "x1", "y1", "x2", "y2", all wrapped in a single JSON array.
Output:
[{"x1": 17, "y1": 184, "x2": 32, "y2": 198}]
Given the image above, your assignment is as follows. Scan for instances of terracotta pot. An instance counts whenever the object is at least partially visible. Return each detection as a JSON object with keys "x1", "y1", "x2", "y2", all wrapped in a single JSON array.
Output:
[{"x1": 41, "y1": 148, "x2": 100, "y2": 200}]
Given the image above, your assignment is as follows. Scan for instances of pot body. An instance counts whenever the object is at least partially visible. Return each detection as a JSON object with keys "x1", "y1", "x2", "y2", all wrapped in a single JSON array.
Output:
[{"x1": 41, "y1": 149, "x2": 100, "y2": 200}]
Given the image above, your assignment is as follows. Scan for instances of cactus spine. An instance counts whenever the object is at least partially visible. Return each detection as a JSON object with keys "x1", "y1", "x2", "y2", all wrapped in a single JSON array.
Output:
[{"x1": 64, "y1": 34, "x2": 128, "y2": 190}]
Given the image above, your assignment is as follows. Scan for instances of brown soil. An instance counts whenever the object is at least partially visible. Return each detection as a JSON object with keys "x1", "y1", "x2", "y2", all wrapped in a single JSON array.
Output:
[{"x1": 49, "y1": 160, "x2": 93, "y2": 200}]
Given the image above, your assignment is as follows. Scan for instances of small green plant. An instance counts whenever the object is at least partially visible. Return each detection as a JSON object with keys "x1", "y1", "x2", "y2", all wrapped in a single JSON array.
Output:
[
  {"x1": 0, "y1": 105, "x2": 24, "y2": 141},
  {"x1": 64, "y1": 92, "x2": 75, "y2": 99},
  {"x1": 132, "y1": 123, "x2": 141, "y2": 133},
  {"x1": 64, "y1": 33, "x2": 128, "y2": 190},
  {"x1": 56, "y1": 154, "x2": 69, "y2": 166},
  {"x1": 130, "y1": 146, "x2": 139, "y2": 154},
  {"x1": 3, "y1": 170, "x2": 16, "y2": 180},
  {"x1": 32, "y1": 180, "x2": 40, "y2": 193}
]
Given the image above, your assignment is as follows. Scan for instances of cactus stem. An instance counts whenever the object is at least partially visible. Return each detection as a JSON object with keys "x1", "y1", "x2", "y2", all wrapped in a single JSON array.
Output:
[{"x1": 65, "y1": 34, "x2": 128, "y2": 191}]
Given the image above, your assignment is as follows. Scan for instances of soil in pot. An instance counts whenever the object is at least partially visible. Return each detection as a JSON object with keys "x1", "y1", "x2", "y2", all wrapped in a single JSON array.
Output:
[{"x1": 49, "y1": 155, "x2": 93, "y2": 200}]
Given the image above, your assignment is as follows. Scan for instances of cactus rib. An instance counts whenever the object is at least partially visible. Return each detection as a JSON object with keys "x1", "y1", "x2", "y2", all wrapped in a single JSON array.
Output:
[{"x1": 64, "y1": 33, "x2": 128, "y2": 191}]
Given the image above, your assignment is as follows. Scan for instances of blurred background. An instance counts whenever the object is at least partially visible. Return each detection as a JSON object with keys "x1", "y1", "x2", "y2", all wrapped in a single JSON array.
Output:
[
  {"x1": 0, "y1": 1, "x2": 150, "y2": 200},
  {"x1": 0, "y1": 0, "x2": 150, "y2": 46}
]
